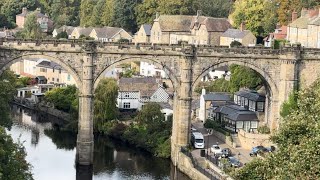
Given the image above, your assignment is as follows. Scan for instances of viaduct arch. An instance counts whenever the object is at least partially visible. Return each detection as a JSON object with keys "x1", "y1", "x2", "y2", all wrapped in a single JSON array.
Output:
[{"x1": 1, "y1": 39, "x2": 319, "y2": 166}]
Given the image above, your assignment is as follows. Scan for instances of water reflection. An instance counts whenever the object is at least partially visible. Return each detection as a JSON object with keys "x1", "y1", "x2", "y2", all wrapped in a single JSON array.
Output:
[{"x1": 8, "y1": 105, "x2": 190, "y2": 180}]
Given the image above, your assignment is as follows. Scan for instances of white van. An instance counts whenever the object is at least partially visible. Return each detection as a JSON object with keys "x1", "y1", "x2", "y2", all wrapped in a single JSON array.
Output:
[{"x1": 191, "y1": 132, "x2": 205, "y2": 149}]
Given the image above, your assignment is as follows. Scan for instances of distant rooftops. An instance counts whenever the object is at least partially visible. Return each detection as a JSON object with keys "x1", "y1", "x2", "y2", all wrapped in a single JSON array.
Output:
[
  {"x1": 215, "y1": 104, "x2": 258, "y2": 121},
  {"x1": 119, "y1": 77, "x2": 160, "y2": 97},
  {"x1": 203, "y1": 92, "x2": 231, "y2": 101},
  {"x1": 222, "y1": 29, "x2": 252, "y2": 39}
]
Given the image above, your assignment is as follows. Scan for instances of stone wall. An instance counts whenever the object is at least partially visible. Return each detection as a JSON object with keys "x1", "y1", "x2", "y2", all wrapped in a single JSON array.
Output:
[
  {"x1": 237, "y1": 129, "x2": 273, "y2": 150},
  {"x1": 176, "y1": 152, "x2": 209, "y2": 180}
]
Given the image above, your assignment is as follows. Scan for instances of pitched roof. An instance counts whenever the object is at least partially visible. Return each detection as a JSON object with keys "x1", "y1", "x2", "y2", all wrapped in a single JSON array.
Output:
[
  {"x1": 142, "y1": 24, "x2": 152, "y2": 36},
  {"x1": 55, "y1": 26, "x2": 75, "y2": 35},
  {"x1": 289, "y1": 16, "x2": 310, "y2": 29},
  {"x1": 75, "y1": 27, "x2": 94, "y2": 36},
  {"x1": 309, "y1": 16, "x2": 320, "y2": 26},
  {"x1": 203, "y1": 92, "x2": 231, "y2": 101},
  {"x1": 119, "y1": 77, "x2": 159, "y2": 97},
  {"x1": 221, "y1": 29, "x2": 252, "y2": 39},
  {"x1": 215, "y1": 104, "x2": 258, "y2": 121},
  {"x1": 93, "y1": 27, "x2": 123, "y2": 39},
  {"x1": 157, "y1": 15, "x2": 231, "y2": 32},
  {"x1": 191, "y1": 17, "x2": 232, "y2": 32},
  {"x1": 235, "y1": 89, "x2": 265, "y2": 101},
  {"x1": 158, "y1": 102, "x2": 173, "y2": 110}
]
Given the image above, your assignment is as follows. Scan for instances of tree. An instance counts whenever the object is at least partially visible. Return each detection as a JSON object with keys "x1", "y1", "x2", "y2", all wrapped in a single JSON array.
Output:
[
  {"x1": 20, "y1": 12, "x2": 43, "y2": 39},
  {"x1": 230, "y1": 0, "x2": 278, "y2": 36},
  {"x1": 113, "y1": 0, "x2": 141, "y2": 32},
  {"x1": 135, "y1": 102, "x2": 165, "y2": 125},
  {"x1": 91, "y1": 0, "x2": 106, "y2": 26},
  {"x1": 0, "y1": 127, "x2": 33, "y2": 180},
  {"x1": 192, "y1": 0, "x2": 233, "y2": 18},
  {"x1": 55, "y1": 31, "x2": 68, "y2": 39},
  {"x1": 280, "y1": 91, "x2": 298, "y2": 118},
  {"x1": 229, "y1": 65, "x2": 262, "y2": 93},
  {"x1": 45, "y1": 85, "x2": 78, "y2": 113},
  {"x1": 94, "y1": 78, "x2": 118, "y2": 131},
  {"x1": 79, "y1": 0, "x2": 96, "y2": 27},
  {"x1": 135, "y1": 0, "x2": 158, "y2": 25},
  {"x1": 230, "y1": 40, "x2": 242, "y2": 47},
  {"x1": 233, "y1": 79, "x2": 320, "y2": 179}
]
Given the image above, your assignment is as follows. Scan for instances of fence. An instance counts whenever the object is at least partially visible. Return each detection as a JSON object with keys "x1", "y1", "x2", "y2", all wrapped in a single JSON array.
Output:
[{"x1": 181, "y1": 147, "x2": 221, "y2": 180}]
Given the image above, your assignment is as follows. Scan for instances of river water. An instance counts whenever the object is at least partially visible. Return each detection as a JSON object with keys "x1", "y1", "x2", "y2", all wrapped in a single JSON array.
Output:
[{"x1": 7, "y1": 105, "x2": 190, "y2": 180}]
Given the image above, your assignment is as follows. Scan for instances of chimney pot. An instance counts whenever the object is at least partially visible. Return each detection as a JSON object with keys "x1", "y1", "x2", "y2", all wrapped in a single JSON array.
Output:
[
  {"x1": 292, "y1": 11, "x2": 298, "y2": 22},
  {"x1": 197, "y1": 10, "x2": 202, "y2": 17},
  {"x1": 240, "y1": 22, "x2": 246, "y2": 31}
]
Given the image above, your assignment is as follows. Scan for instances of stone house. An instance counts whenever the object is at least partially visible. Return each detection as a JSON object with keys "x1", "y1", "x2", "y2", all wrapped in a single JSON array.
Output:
[
  {"x1": 287, "y1": 9, "x2": 319, "y2": 47},
  {"x1": 52, "y1": 26, "x2": 75, "y2": 38},
  {"x1": 89, "y1": 27, "x2": 132, "y2": 42},
  {"x1": 16, "y1": 7, "x2": 53, "y2": 32},
  {"x1": 70, "y1": 27, "x2": 93, "y2": 39},
  {"x1": 139, "y1": 62, "x2": 168, "y2": 78},
  {"x1": 117, "y1": 77, "x2": 170, "y2": 110},
  {"x1": 220, "y1": 26, "x2": 256, "y2": 46},
  {"x1": 134, "y1": 24, "x2": 152, "y2": 43},
  {"x1": 150, "y1": 11, "x2": 231, "y2": 45},
  {"x1": 201, "y1": 65, "x2": 230, "y2": 82}
]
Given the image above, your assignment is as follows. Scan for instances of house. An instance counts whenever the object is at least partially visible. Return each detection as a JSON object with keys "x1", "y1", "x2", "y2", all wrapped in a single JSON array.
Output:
[
  {"x1": 16, "y1": 7, "x2": 53, "y2": 32},
  {"x1": 201, "y1": 65, "x2": 230, "y2": 82},
  {"x1": 35, "y1": 60, "x2": 76, "y2": 85},
  {"x1": 264, "y1": 25, "x2": 287, "y2": 47},
  {"x1": 199, "y1": 89, "x2": 231, "y2": 122},
  {"x1": 214, "y1": 105, "x2": 259, "y2": 133},
  {"x1": 70, "y1": 27, "x2": 93, "y2": 39},
  {"x1": 158, "y1": 102, "x2": 173, "y2": 121},
  {"x1": 139, "y1": 62, "x2": 168, "y2": 78},
  {"x1": 150, "y1": 11, "x2": 231, "y2": 45},
  {"x1": 287, "y1": 9, "x2": 319, "y2": 47},
  {"x1": 89, "y1": 27, "x2": 132, "y2": 42},
  {"x1": 117, "y1": 77, "x2": 170, "y2": 110},
  {"x1": 52, "y1": 26, "x2": 75, "y2": 38},
  {"x1": 233, "y1": 89, "x2": 266, "y2": 112},
  {"x1": 220, "y1": 24, "x2": 256, "y2": 47},
  {"x1": 134, "y1": 24, "x2": 152, "y2": 43},
  {"x1": 17, "y1": 86, "x2": 40, "y2": 98}
]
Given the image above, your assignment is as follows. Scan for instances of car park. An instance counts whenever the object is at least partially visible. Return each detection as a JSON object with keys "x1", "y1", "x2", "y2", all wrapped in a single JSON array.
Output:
[{"x1": 210, "y1": 145, "x2": 222, "y2": 155}]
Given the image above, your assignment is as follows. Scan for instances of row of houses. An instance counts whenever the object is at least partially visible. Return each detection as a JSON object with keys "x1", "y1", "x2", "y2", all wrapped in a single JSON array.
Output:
[
  {"x1": 10, "y1": 59, "x2": 76, "y2": 85},
  {"x1": 196, "y1": 88, "x2": 266, "y2": 133}
]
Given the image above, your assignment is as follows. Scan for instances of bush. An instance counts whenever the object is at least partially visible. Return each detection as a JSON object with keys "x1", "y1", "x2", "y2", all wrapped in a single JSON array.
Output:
[
  {"x1": 257, "y1": 125, "x2": 270, "y2": 134},
  {"x1": 230, "y1": 40, "x2": 242, "y2": 47},
  {"x1": 204, "y1": 119, "x2": 231, "y2": 136}
]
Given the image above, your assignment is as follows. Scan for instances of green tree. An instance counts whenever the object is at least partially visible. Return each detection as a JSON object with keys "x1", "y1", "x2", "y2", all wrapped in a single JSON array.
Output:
[
  {"x1": 229, "y1": 65, "x2": 262, "y2": 93},
  {"x1": 135, "y1": 0, "x2": 158, "y2": 25},
  {"x1": 233, "y1": 79, "x2": 320, "y2": 179},
  {"x1": 79, "y1": 0, "x2": 95, "y2": 27},
  {"x1": 91, "y1": 0, "x2": 106, "y2": 26},
  {"x1": 55, "y1": 31, "x2": 68, "y2": 39},
  {"x1": 94, "y1": 78, "x2": 119, "y2": 131},
  {"x1": 101, "y1": 0, "x2": 115, "y2": 26},
  {"x1": 45, "y1": 85, "x2": 78, "y2": 113},
  {"x1": 20, "y1": 12, "x2": 43, "y2": 39},
  {"x1": 280, "y1": 91, "x2": 298, "y2": 118},
  {"x1": 113, "y1": 0, "x2": 141, "y2": 32},
  {"x1": 230, "y1": 0, "x2": 277, "y2": 36},
  {"x1": 0, "y1": 127, "x2": 33, "y2": 180},
  {"x1": 230, "y1": 40, "x2": 242, "y2": 47},
  {"x1": 135, "y1": 102, "x2": 165, "y2": 125},
  {"x1": 192, "y1": 0, "x2": 233, "y2": 18}
]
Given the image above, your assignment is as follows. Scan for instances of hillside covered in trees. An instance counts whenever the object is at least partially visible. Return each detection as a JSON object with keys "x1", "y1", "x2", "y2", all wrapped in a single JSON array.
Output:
[{"x1": 2, "y1": 0, "x2": 319, "y2": 35}]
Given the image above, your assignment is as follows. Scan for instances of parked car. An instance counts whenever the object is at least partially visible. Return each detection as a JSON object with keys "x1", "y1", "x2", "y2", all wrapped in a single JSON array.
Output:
[
  {"x1": 249, "y1": 146, "x2": 271, "y2": 156},
  {"x1": 210, "y1": 145, "x2": 222, "y2": 155},
  {"x1": 228, "y1": 156, "x2": 241, "y2": 168},
  {"x1": 221, "y1": 148, "x2": 232, "y2": 158},
  {"x1": 190, "y1": 126, "x2": 197, "y2": 132}
]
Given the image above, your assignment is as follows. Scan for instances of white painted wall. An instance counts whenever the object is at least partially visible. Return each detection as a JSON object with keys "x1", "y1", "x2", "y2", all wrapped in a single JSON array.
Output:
[
  {"x1": 117, "y1": 91, "x2": 141, "y2": 109},
  {"x1": 161, "y1": 108, "x2": 173, "y2": 121},
  {"x1": 199, "y1": 89, "x2": 206, "y2": 121},
  {"x1": 150, "y1": 87, "x2": 169, "y2": 102},
  {"x1": 140, "y1": 62, "x2": 168, "y2": 78}
]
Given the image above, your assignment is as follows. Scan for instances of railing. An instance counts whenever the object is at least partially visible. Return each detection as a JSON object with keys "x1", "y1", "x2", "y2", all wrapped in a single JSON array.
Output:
[{"x1": 181, "y1": 147, "x2": 221, "y2": 180}]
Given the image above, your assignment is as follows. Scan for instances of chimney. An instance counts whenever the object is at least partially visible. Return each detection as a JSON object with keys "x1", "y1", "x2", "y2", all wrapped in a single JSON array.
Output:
[
  {"x1": 197, "y1": 10, "x2": 202, "y2": 18},
  {"x1": 301, "y1": 8, "x2": 308, "y2": 17},
  {"x1": 22, "y1": 7, "x2": 27, "y2": 14},
  {"x1": 201, "y1": 88, "x2": 206, "y2": 95},
  {"x1": 156, "y1": 12, "x2": 159, "y2": 19},
  {"x1": 292, "y1": 11, "x2": 298, "y2": 22},
  {"x1": 240, "y1": 22, "x2": 246, "y2": 31}
]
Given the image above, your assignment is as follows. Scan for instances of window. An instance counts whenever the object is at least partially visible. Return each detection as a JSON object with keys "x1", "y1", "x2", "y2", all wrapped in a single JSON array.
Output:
[
  {"x1": 52, "y1": 78, "x2": 54, "y2": 81},
  {"x1": 59, "y1": 69, "x2": 61, "y2": 74},
  {"x1": 67, "y1": 74, "x2": 71, "y2": 81},
  {"x1": 123, "y1": 102, "x2": 130, "y2": 109},
  {"x1": 257, "y1": 102, "x2": 264, "y2": 112},
  {"x1": 57, "y1": 78, "x2": 59, "y2": 82},
  {"x1": 244, "y1": 98, "x2": 248, "y2": 107},
  {"x1": 40, "y1": 68, "x2": 47, "y2": 72},
  {"x1": 53, "y1": 69, "x2": 55, "y2": 73},
  {"x1": 251, "y1": 121, "x2": 258, "y2": 129},
  {"x1": 124, "y1": 93, "x2": 129, "y2": 98}
]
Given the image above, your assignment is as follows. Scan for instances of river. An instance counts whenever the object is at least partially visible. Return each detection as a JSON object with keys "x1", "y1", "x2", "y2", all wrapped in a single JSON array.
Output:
[{"x1": 7, "y1": 105, "x2": 190, "y2": 180}]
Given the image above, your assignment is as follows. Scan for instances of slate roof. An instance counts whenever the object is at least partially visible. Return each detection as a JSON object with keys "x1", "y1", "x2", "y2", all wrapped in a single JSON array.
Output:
[
  {"x1": 55, "y1": 26, "x2": 75, "y2": 35},
  {"x1": 36, "y1": 60, "x2": 62, "y2": 70},
  {"x1": 142, "y1": 24, "x2": 152, "y2": 36},
  {"x1": 93, "y1": 27, "x2": 123, "y2": 38},
  {"x1": 235, "y1": 89, "x2": 265, "y2": 102},
  {"x1": 221, "y1": 29, "x2": 252, "y2": 39},
  {"x1": 158, "y1": 102, "x2": 173, "y2": 110},
  {"x1": 119, "y1": 77, "x2": 159, "y2": 97},
  {"x1": 203, "y1": 92, "x2": 231, "y2": 101},
  {"x1": 75, "y1": 27, "x2": 94, "y2": 36},
  {"x1": 157, "y1": 15, "x2": 231, "y2": 32},
  {"x1": 289, "y1": 16, "x2": 310, "y2": 29},
  {"x1": 36, "y1": 76, "x2": 47, "y2": 81},
  {"x1": 215, "y1": 104, "x2": 258, "y2": 121}
]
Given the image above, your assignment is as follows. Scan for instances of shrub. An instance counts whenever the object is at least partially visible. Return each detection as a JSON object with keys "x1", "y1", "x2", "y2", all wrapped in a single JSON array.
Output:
[{"x1": 257, "y1": 125, "x2": 270, "y2": 134}]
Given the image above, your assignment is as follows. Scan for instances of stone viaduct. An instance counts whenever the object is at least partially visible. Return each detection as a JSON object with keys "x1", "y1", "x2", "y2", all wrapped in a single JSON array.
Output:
[{"x1": 1, "y1": 39, "x2": 320, "y2": 166}]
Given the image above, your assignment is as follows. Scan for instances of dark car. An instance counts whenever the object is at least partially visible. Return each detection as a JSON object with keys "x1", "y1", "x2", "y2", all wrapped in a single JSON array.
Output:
[
  {"x1": 249, "y1": 146, "x2": 270, "y2": 157},
  {"x1": 228, "y1": 156, "x2": 241, "y2": 168},
  {"x1": 221, "y1": 148, "x2": 232, "y2": 158}
]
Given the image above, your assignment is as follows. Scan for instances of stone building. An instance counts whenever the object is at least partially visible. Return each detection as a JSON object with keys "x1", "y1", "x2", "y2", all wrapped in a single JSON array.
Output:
[
  {"x1": 89, "y1": 27, "x2": 132, "y2": 42},
  {"x1": 150, "y1": 11, "x2": 231, "y2": 45},
  {"x1": 117, "y1": 77, "x2": 170, "y2": 110},
  {"x1": 16, "y1": 7, "x2": 53, "y2": 32},
  {"x1": 70, "y1": 27, "x2": 94, "y2": 39},
  {"x1": 287, "y1": 8, "x2": 319, "y2": 47},
  {"x1": 134, "y1": 24, "x2": 152, "y2": 43},
  {"x1": 220, "y1": 25, "x2": 256, "y2": 47},
  {"x1": 52, "y1": 26, "x2": 75, "y2": 38},
  {"x1": 264, "y1": 25, "x2": 287, "y2": 47}
]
